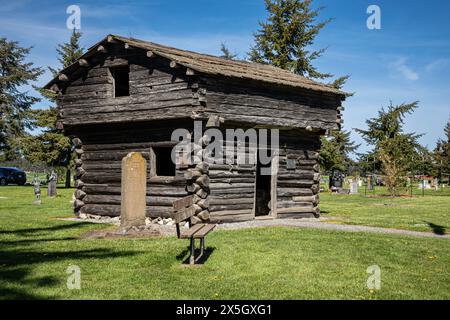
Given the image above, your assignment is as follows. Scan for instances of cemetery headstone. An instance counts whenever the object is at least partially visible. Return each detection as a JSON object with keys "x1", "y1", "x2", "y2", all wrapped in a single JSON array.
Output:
[
  {"x1": 329, "y1": 171, "x2": 344, "y2": 189},
  {"x1": 33, "y1": 175, "x2": 41, "y2": 205},
  {"x1": 368, "y1": 175, "x2": 374, "y2": 191},
  {"x1": 120, "y1": 152, "x2": 147, "y2": 229},
  {"x1": 47, "y1": 170, "x2": 57, "y2": 197},
  {"x1": 350, "y1": 181, "x2": 359, "y2": 194}
]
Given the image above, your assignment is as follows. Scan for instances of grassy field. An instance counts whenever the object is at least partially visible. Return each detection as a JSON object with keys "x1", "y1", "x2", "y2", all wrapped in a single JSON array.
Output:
[
  {"x1": 0, "y1": 186, "x2": 449, "y2": 299},
  {"x1": 320, "y1": 187, "x2": 450, "y2": 233}
]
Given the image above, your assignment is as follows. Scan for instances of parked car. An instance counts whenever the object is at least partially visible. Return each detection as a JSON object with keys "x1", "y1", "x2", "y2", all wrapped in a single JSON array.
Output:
[{"x1": 0, "y1": 167, "x2": 27, "y2": 186}]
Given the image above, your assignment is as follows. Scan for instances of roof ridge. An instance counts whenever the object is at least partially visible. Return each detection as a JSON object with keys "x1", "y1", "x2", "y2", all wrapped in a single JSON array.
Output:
[{"x1": 44, "y1": 34, "x2": 346, "y2": 96}]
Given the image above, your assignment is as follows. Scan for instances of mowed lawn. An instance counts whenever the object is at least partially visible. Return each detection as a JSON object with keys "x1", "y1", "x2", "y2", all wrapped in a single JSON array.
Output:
[
  {"x1": 0, "y1": 186, "x2": 449, "y2": 299},
  {"x1": 320, "y1": 187, "x2": 450, "y2": 233}
]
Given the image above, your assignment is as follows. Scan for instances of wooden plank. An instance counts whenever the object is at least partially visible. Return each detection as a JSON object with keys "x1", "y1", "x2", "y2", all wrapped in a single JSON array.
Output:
[
  {"x1": 173, "y1": 195, "x2": 193, "y2": 211},
  {"x1": 271, "y1": 154, "x2": 279, "y2": 218},
  {"x1": 180, "y1": 224, "x2": 205, "y2": 239},
  {"x1": 172, "y1": 206, "x2": 196, "y2": 224},
  {"x1": 193, "y1": 224, "x2": 216, "y2": 238},
  {"x1": 276, "y1": 206, "x2": 315, "y2": 214}
]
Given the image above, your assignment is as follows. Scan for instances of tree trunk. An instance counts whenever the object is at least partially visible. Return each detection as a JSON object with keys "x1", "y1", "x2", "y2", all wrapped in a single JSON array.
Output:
[{"x1": 65, "y1": 168, "x2": 71, "y2": 188}]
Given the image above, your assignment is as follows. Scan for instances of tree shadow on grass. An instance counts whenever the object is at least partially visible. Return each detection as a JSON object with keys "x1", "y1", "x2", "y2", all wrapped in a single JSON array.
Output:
[
  {"x1": 0, "y1": 247, "x2": 141, "y2": 300},
  {"x1": 0, "y1": 222, "x2": 92, "y2": 235},
  {"x1": 0, "y1": 268, "x2": 59, "y2": 299},
  {"x1": 425, "y1": 222, "x2": 447, "y2": 235},
  {"x1": 0, "y1": 237, "x2": 77, "y2": 246},
  {"x1": 0, "y1": 221, "x2": 142, "y2": 299}
]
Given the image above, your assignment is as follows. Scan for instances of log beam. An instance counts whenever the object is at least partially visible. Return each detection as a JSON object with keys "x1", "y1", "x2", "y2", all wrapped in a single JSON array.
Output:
[
  {"x1": 78, "y1": 59, "x2": 89, "y2": 67},
  {"x1": 58, "y1": 74, "x2": 69, "y2": 82},
  {"x1": 97, "y1": 45, "x2": 107, "y2": 53}
]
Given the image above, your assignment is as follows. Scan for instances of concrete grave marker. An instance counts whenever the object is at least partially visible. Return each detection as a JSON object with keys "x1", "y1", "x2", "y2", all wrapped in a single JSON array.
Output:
[
  {"x1": 47, "y1": 170, "x2": 57, "y2": 197},
  {"x1": 350, "y1": 181, "x2": 359, "y2": 194},
  {"x1": 120, "y1": 152, "x2": 147, "y2": 228}
]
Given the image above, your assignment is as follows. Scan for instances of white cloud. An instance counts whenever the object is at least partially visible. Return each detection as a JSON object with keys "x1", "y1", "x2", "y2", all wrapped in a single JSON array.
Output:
[
  {"x1": 425, "y1": 58, "x2": 450, "y2": 73},
  {"x1": 389, "y1": 57, "x2": 419, "y2": 81}
]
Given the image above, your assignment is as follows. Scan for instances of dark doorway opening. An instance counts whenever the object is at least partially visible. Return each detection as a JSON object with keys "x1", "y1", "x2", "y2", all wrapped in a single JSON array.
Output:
[
  {"x1": 153, "y1": 147, "x2": 176, "y2": 176},
  {"x1": 255, "y1": 150, "x2": 272, "y2": 216}
]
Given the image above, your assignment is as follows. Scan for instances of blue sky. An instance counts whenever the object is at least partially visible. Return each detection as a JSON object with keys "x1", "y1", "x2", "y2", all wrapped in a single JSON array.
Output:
[{"x1": 1, "y1": 0, "x2": 449, "y2": 154}]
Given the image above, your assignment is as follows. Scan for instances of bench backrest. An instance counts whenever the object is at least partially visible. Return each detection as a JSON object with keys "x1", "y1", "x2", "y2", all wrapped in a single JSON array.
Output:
[
  {"x1": 172, "y1": 195, "x2": 195, "y2": 224},
  {"x1": 172, "y1": 195, "x2": 195, "y2": 239}
]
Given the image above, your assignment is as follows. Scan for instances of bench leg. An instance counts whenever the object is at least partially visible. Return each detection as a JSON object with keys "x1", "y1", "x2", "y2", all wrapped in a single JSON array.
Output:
[
  {"x1": 189, "y1": 237, "x2": 195, "y2": 265},
  {"x1": 200, "y1": 238, "x2": 205, "y2": 257}
]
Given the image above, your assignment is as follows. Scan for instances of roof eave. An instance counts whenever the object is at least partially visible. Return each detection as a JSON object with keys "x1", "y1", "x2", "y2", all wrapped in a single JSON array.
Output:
[{"x1": 43, "y1": 34, "x2": 348, "y2": 97}]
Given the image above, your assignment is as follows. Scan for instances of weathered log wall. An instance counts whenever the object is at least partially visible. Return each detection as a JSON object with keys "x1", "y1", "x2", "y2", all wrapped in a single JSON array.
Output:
[
  {"x1": 276, "y1": 132, "x2": 321, "y2": 218},
  {"x1": 72, "y1": 121, "x2": 192, "y2": 218},
  {"x1": 198, "y1": 77, "x2": 342, "y2": 131},
  {"x1": 206, "y1": 130, "x2": 321, "y2": 222},
  {"x1": 207, "y1": 140, "x2": 257, "y2": 223},
  {"x1": 57, "y1": 45, "x2": 200, "y2": 130}
]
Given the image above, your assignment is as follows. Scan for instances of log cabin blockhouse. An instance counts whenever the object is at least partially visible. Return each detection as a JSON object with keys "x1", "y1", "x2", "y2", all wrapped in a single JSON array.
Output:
[{"x1": 44, "y1": 34, "x2": 346, "y2": 223}]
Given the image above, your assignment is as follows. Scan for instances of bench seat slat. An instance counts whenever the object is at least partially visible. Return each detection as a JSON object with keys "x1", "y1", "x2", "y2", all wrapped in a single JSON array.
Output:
[
  {"x1": 180, "y1": 224, "x2": 205, "y2": 239},
  {"x1": 193, "y1": 224, "x2": 216, "y2": 238}
]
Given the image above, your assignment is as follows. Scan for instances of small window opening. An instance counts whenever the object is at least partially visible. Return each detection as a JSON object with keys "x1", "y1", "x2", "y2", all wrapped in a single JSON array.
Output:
[
  {"x1": 153, "y1": 147, "x2": 176, "y2": 176},
  {"x1": 111, "y1": 66, "x2": 129, "y2": 97}
]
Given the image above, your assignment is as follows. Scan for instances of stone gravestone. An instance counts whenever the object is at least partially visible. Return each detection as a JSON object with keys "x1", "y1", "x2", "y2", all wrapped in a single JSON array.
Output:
[
  {"x1": 33, "y1": 175, "x2": 41, "y2": 205},
  {"x1": 329, "y1": 171, "x2": 344, "y2": 191},
  {"x1": 47, "y1": 170, "x2": 57, "y2": 197},
  {"x1": 367, "y1": 175, "x2": 374, "y2": 191},
  {"x1": 350, "y1": 181, "x2": 359, "y2": 194},
  {"x1": 120, "y1": 152, "x2": 147, "y2": 229}
]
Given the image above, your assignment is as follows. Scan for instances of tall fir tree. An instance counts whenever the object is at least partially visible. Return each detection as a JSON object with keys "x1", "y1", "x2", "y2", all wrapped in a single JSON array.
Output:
[
  {"x1": 0, "y1": 38, "x2": 43, "y2": 161},
  {"x1": 21, "y1": 30, "x2": 84, "y2": 187},
  {"x1": 433, "y1": 119, "x2": 450, "y2": 184},
  {"x1": 219, "y1": 43, "x2": 238, "y2": 60},
  {"x1": 319, "y1": 129, "x2": 359, "y2": 173},
  {"x1": 355, "y1": 101, "x2": 425, "y2": 195},
  {"x1": 248, "y1": 0, "x2": 348, "y2": 89}
]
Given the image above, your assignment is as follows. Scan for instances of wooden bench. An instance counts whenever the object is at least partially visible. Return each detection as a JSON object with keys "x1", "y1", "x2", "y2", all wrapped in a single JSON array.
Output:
[{"x1": 172, "y1": 195, "x2": 216, "y2": 264}]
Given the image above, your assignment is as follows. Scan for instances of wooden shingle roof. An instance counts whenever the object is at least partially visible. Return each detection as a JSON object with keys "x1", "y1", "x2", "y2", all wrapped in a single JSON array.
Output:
[{"x1": 45, "y1": 34, "x2": 345, "y2": 96}]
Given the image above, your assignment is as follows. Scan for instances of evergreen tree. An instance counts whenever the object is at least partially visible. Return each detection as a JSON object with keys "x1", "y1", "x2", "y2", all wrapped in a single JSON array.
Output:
[
  {"x1": 22, "y1": 30, "x2": 83, "y2": 187},
  {"x1": 49, "y1": 30, "x2": 84, "y2": 77},
  {"x1": 319, "y1": 129, "x2": 358, "y2": 173},
  {"x1": 219, "y1": 43, "x2": 237, "y2": 60},
  {"x1": 0, "y1": 38, "x2": 43, "y2": 160},
  {"x1": 248, "y1": 0, "x2": 348, "y2": 87},
  {"x1": 433, "y1": 119, "x2": 450, "y2": 184},
  {"x1": 355, "y1": 101, "x2": 424, "y2": 195}
]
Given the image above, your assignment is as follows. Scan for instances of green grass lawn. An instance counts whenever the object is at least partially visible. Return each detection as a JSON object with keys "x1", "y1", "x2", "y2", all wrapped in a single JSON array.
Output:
[
  {"x1": 320, "y1": 187, "x2": 450, "y2": 233},
  {"x1": 0, "y1": 186, "x2": 449, "y2": 299}
]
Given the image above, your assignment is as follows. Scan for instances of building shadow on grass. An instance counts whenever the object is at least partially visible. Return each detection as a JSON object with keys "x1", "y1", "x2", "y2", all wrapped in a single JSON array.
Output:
[{"x1": 425, "y1": 222, "x2": 447, "y2": 235}]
